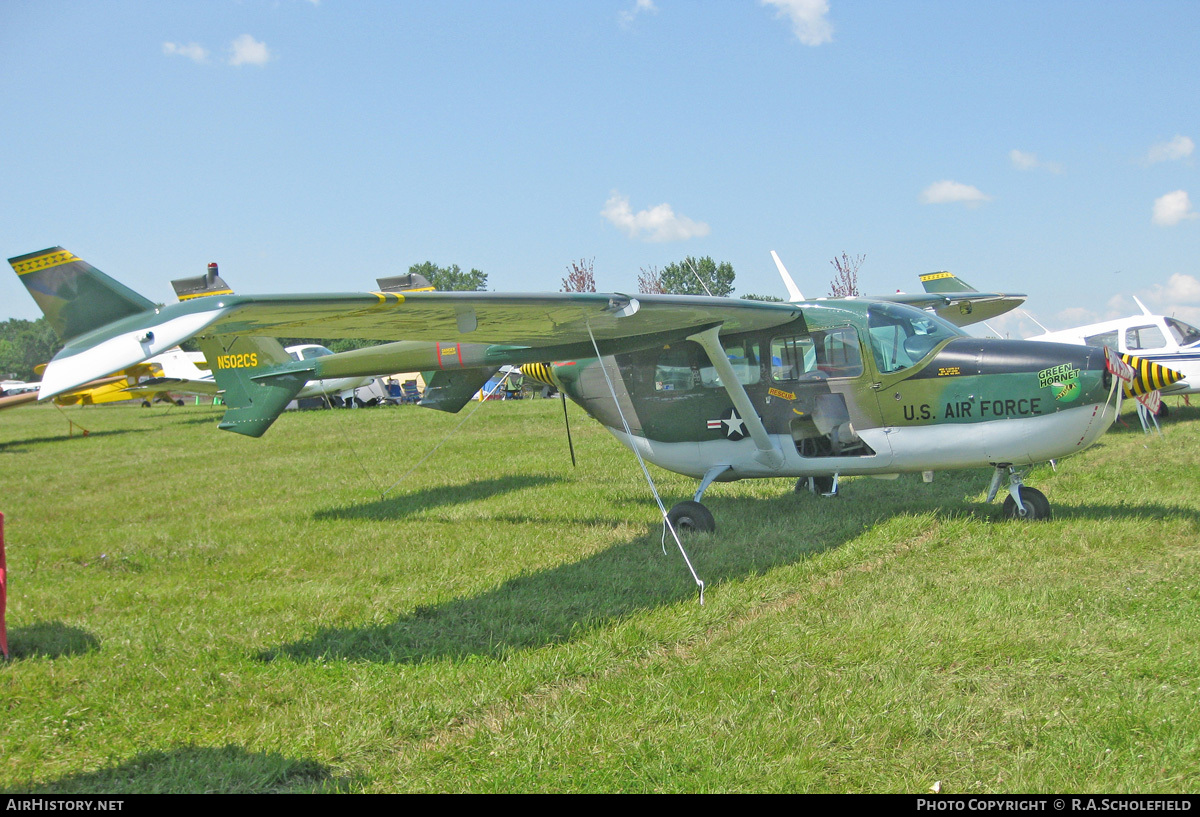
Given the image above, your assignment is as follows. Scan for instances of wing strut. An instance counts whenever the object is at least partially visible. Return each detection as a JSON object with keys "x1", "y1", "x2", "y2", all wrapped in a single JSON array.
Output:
[
  {"x1": 585, "y1": 321, "x2": 705, "y2": 604},
  {"x1": 686, "y1": 326, "x2": 784, "y2": 470}
]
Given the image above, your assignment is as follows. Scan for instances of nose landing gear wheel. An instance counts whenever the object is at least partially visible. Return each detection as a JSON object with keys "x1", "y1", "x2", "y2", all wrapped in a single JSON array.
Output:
[
  {"x1": 1002, "y1": 486, "x2": 1051, "y2": 521},
  {"x1": 667, "y1": 501, "x2": 715, "y2": 534}
]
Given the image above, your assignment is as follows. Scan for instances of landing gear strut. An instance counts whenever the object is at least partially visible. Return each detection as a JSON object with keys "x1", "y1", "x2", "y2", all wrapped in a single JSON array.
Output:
[
  {"x1": 988, "y1": 465, "x2": 1051, "y2": 521},
  {"x1": 795, "y1": 474, "x2": 838, "y2": 496}
]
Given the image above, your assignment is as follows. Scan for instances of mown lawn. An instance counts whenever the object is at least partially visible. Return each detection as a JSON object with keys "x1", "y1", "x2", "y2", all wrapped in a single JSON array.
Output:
[{"x1": 1, "y1": 397, "x2": 1197, "y2": 792}]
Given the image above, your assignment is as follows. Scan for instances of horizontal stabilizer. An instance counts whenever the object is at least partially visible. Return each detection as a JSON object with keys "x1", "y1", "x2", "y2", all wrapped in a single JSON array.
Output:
[
  {"x1": 419, "y1": 367, "x2": 500, "y2": 413},
  {"x1": 919, "y1": 271, "x2": 978, "y2": 294}
]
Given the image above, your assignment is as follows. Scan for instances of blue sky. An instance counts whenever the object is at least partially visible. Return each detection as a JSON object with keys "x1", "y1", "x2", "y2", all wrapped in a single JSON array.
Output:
[{"x1": 2, "y1": 1, "x2": 1198, "y2": 337}]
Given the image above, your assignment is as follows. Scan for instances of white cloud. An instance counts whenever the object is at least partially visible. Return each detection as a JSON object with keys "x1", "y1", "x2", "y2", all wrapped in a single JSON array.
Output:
[
  {"x1": 601, "y1": 193, "x2": 710, "y2": 242},
  {"x1": 162, "y1": 42, "x2": 208, "y2": 63},
  {"x1": 1144, "y1": 273, "x2": 1200, "y2": 307},
  {"x1": 619, "y1": 0, "x2": 657, "y2": 27},
  {"x1": 1010, "y1": 149, "x2": 1063, "y2": 174},
  {"x1": 1152, "y1": 190, "x2": 1198, "y2": 226},
  {"x1": 1146, "y1": 135, "x2": 1194, "y2": 164},
  {"x1": 229, "y1": 34, "x2": 271, "y2": 67},
  {"x1": 920, "y1": 180, "x2": 993, "y2": 206},
  {"x1": 763, "y1": 0, "x2": 833, "y2": 46}
]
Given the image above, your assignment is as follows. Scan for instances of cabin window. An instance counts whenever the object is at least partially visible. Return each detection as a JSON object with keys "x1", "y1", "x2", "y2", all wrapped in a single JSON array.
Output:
[
  {"x1": 700, "y1": 339, "x2": 762, "y2": 388},
  {"x1": 771, "y1": 328, "x2": 863, "y2": 380},
  {"x1": 814, "y1": 327, "x2": 864, "y2": 378},
  {"x1": 1166, "y1": 318, "x2": 1200, "y2": 347},
  {"x1": 1125, "y1": 325, "x2": 1166, "y2": 351},
  {"x1": 654, "y1": 346, "x2": 694, "y2": 392},
  {"x1": 866, "y1": 303, "x2": 961, "y2": 373},
  {"x1": 771, "y1": 335, "x2": 817, "y2": 381},
  {"x1": 1084, "y1": 330, "x2": 1119, "y2": 348}
]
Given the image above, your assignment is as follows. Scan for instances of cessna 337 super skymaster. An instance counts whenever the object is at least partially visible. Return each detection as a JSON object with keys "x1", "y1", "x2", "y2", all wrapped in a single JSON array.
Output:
[{"x1": 9, "y1": 247, "x2": 1181, "y2": 532}]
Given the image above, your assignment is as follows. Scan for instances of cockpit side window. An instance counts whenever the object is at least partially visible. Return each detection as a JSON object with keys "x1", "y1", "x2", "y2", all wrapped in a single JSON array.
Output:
[
  {"x1": 1125, "y1": 325, "x2": 1166, "y2": 351},
  {"x1": 814, "y1": 327, "x2": 863, "y2": 378}
]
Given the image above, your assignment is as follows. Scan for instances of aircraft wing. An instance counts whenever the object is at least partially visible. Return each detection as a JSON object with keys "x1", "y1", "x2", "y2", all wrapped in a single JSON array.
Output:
[
  {"x1": 0, "y1": 391, "x2": 39, "y2": 411},
  {"x1": 39, "y1": 291, "x2": 806, "y2": 400},
  {"x1": 123, "y1": 376, "x2": 221, "y2": 396}
]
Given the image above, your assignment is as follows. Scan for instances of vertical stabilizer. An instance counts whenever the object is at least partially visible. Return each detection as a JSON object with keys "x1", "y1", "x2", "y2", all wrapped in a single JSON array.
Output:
[
  {"x1": 8, "y1": 247, "x2": 156, "y2": 342},
  {"x1": 195, "y1": 334, "x2": 305, "y2": 437}
]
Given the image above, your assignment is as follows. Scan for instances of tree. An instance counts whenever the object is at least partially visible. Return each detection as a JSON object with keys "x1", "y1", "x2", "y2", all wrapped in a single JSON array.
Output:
[
  {"x1": 829, "y1": 252, "x2": 864, "y2": 297},
  {"x1": 740, "y1": 293, "x2": 784, "y2": 302},
  {"x1": 658, "y1": 256, "x2": 736, "y2": 297},
  {"x1": 637, "y1": 266, "x2": 666, "y2": 294},
  {"x1": 409, "y1": 261, "x2": 488, "y2": 292},
  {"x1": 0, "y1": 317, "x2": 62, "y2": 381},
  {"x1": 561, "y1": 258, "x2": 596, "y2": 293}
]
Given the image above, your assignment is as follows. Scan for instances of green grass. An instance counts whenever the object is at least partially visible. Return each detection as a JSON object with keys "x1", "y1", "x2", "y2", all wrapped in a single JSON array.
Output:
[{"x1": 1, "y1": 397, "x2": 1198, "y2": 792}]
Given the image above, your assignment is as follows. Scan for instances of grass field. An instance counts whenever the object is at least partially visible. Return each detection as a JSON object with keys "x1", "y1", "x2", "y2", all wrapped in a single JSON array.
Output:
[{"x1": 1, "y1": 396, "x2": 1198, "y2": 793}]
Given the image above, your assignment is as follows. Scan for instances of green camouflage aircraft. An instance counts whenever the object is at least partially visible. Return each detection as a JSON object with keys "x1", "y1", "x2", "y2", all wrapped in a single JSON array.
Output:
[{"x1": 9, "y1": 247, "x2": 1181, "y2": 532}]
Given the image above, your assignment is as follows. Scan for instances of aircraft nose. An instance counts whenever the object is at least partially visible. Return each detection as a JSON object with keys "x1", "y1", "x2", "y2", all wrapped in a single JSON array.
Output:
[{"x1": 1114, "y1": 351, "x2": 1184, "y2": 397}]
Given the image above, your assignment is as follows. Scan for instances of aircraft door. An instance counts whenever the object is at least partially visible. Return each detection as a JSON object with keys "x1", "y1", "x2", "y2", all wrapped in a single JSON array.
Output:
[{"x1": 766, "y1": 327, "x2": 891, "y2": 461}]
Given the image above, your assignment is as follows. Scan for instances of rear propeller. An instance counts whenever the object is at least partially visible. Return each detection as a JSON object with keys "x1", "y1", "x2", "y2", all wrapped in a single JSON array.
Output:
[{"x1": 520, "y1": 362, "x2": 576, "y2": 468}]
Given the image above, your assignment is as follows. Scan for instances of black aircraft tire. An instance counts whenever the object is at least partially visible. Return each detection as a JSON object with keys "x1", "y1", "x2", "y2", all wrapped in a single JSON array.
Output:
[
  {"x1": 1156, "y1": 402, "x2": 1170, "y2": 419},
  {"x1": 667, "y1": 501, "x2": 715, "y2": 534},
  {"x1": 141, "y1": 400, "x2": 151, "y2": 408},
  {"x1": 175, "y1": 399, "x2": 185, "y2": 407},
  {"x1": 1002, "y1": 487, "x2": 1051, "y2": 521}
]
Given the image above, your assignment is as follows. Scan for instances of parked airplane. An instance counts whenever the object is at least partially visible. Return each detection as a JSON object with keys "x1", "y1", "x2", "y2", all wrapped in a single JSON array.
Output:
[
  {"x1": 1025, "y1": 298, "x2": 1200, "y2": 397},
  {"x1": 10, "y1": 247, "x2": 1179, "y2": 531}
]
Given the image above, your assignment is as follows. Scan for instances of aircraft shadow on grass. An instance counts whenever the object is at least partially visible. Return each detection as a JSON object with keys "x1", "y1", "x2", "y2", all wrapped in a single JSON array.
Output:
[
  {"x1": 3, "y1": 621, "x2": 100, "y2": 659},
  {"x1": 0, "y1": 429, "x2": 133, "y2": 453},
  {"x1": 313, "y1": 475, "x2": 565, "y2": 521},
  {"x1": 264, "y1": 469, "x2": 1200, "y2": 667},
  {"x1": 20, "y1": 744, "x2": 351, "y2": 794}
]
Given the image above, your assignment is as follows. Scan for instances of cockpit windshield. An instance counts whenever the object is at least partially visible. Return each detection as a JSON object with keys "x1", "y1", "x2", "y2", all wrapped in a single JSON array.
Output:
[
  {"x1": 1166, "y1": 317, "x2": 1200, "y2": 348},
  {"x1": 866, "y1": 303, "x2": 964, "y2": 374}
]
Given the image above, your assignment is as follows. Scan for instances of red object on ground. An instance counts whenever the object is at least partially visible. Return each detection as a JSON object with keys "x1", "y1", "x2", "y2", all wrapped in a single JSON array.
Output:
[{"x1": 0, "y1": 512, "x2": 8, "y2": 660}]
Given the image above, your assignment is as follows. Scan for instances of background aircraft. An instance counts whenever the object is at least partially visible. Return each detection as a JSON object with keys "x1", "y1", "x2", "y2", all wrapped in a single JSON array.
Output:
[
  {"x1": 771, "y1": 251, "x2": 1027, "y2": 327},
  {"x1": 11, "y1": 247, "x2": 1177, "y2": 532},
  {"x1": 1025, "y1": 297, "x2": 1200, "y2": 398},
  {"x1": 920, "y1": 277, "x2": 1200, "y2": 402}
]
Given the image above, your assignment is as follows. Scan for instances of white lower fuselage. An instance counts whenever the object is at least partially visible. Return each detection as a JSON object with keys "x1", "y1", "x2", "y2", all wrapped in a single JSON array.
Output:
[{"x1": 605, "y1": 398, "x2": 1119, "y2": 481}]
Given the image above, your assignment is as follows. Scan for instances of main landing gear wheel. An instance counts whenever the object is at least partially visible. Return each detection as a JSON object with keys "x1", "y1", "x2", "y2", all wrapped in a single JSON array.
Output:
[
  {"x1": 1002, "y1": 486, "x2": 1051, "y2": 521},
  {"x1": 1156, "y1": 402, "x2": 1170, "y2": 419},
  {"x1": 141, "y1": 400, "x2": 152, "y2": 408},
  {"x1": 667, "y1": 501, "x2": 715, "y2": 534},
  {"x1": 795, "y1": 476, "x2": 836, "y2": 495}
]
